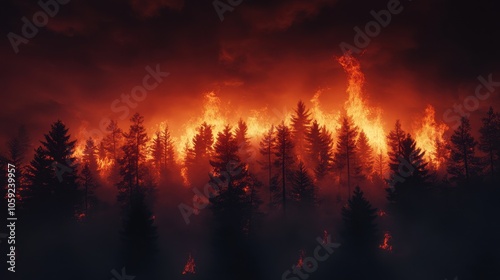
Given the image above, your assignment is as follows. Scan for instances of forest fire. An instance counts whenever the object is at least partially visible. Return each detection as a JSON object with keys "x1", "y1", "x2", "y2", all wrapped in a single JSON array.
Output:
[
  {"x1": 414, "y1": 105, "x2": 449, "y2": 169},
  {"x1": 379, "y1": 232, "x2": 393, "y2": 252},
  {"x1": 337, "y1": 53, "x2": 388, "y2": 157},
  {"x1": 182, "y1": 254, "x2": 196, "y2": 275}
]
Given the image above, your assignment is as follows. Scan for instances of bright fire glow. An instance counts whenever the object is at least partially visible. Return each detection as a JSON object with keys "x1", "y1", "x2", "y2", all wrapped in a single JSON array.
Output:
[
  {"x1": 337, "y1": 53, "x2": 388, "y2": 157},
  {"x1": 414, "y1": 105, "x2": 448, "y2": 169}
]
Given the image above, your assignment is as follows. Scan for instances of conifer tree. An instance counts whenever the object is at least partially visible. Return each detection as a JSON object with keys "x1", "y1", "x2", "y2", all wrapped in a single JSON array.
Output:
[
  {"x1": 333, "y1": 117, "x2": 359, "y2": 198},
  {"x1": 356, "y1": 131, "x2": 374, "y2": 180},
  {"x1": 26, "y1": 120, "x2": 79, "y2": 220},
  {"x1": 82, "y1": 137, "x2": 99, "y2": 176},
  {"x1": 103, "y1": 119, "x2": 123, "y2": 162},
  {"x1": 6, "y1": 126, "x2": 30, "y2": 204},
  {"x1": 341, "y1": 186, "x2": 378, "y2": 252},
  {"x1": 290, "y1": 161, "x2": 316, "y2": 211},
  {"x1": 117, "y1": 113, "x2": 149, "y2": 205},
  {"x1": 273, "y1": 122, "x2": 295, "y2": 216},
  {"x1": 306, "y1": 121, "x2": 333, "y2": 180},
  {"x1": 291, "y1": 101, "x2": 312, "y2": 160},
  {"x1": 259, "y1": 125, "x2": 275, "y2": 207},
  {"x1": 386, "y1": 133, "x2": 429, "y2": 203},
  {"x1": 161, "y1": 125, "x2": 175, "y2": 170},
  {"x1": 235, "y1": 119, "x2": 252, "y2": 161},
  {"x1": 209, "y1": 125, "x2": 253, "y2": 232},
  {"x1": 447, "y1": 117, "x2": 480, "y2": 185},
  {"x1": 479, "y1": 107, "x2": 500, "y2": 177}
]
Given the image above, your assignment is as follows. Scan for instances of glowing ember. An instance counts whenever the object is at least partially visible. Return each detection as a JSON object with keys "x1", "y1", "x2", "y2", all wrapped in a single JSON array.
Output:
[
  {"x1": 322, "y1": 230, "x2": 329, "y2": 244},
  {"x1": 182, "y1": 254, "x2": 196, "y2": 275},
  {"x1": 377, "y1": 210, "x2": 387, "y2": 217},
  {"x1": 414, "y1": 105, "x2": 448, "y2": 169},
  {"x1": 296, "y1": 249, "x2": 305, "y2": 268},
  {"x1": 379, "y1": 231, "x2": 393, "y2": 251},
  {"x1": 337, "y1": 53, "x2": 388, "y2": 157}
]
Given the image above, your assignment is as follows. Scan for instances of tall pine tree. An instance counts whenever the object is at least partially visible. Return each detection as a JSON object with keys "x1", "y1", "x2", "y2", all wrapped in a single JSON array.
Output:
[
  {"x1": 26, "y1": 120, "x2": 79, "y2": 221},
  {"x1": 291, "y1": 101, "x2": 312, "y2": 161},
  {"x1": 117, "y1": 113, "x2": 149, "y2": 206},
  {"x1": 333, "y1": 116, "x2": 359, "y2": 198},
  {"x1": 479, "y1": 107, "x2": 500, "y2": 178},
  {"x1": 447, "y1": 117, "x2": 480, "y2": 185},
  {"x1": 273, "y1": 122, "x2": 295, "y2": 216}
]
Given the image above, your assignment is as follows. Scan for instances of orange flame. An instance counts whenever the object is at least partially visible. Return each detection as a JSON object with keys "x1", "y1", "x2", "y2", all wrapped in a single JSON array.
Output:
[
  {"x1": 182, "y1": 254, "x2": 196, "y2": 275},
  {"x1": 337, "y1": 53, "x2": 388, "y2": 157},
  {"x1": 379, "y1": 231, "x2": 393, "y2": 251},
  {"x1": 414, "y1": 105, "x2": 448, "y2": 169}
]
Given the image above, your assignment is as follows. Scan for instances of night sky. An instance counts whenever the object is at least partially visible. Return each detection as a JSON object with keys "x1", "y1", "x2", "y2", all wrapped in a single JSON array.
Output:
[{"x1": 1, "y1": 0, "x2": 500, "y2": 148}]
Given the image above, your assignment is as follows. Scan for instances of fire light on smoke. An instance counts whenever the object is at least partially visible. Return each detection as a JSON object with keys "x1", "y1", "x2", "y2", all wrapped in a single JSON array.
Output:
[
  {"x1": 337, "y1": 53, "x2": 388, "y2": 157},
  {"x1": 182, "y1": 254, "x2": 196, "y2": 275},
  {"x1": 414, "y1": 105, "x2": 448, "y2": 169},
  {"x1": 379, "y1": 231, "x2": 393, "y2": 252}
]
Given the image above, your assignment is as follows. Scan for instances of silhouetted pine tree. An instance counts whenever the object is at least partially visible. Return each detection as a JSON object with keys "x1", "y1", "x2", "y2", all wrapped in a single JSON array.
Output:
[
  {"x1": 333, "y1": 116, "x2": 360, "y2": 198},
  {"x1": 25, "y1": 120, "x2": 79, "y2": 221},
  {"x1": 273, "y1": 122, "x2": 295, "y2": 216},
  {"x1": 447, "y1": 117, "x2": 480, "y2": 185},
  {"x1": 306, "y1": 120, "x2": 333, "y2": 180},
  {"x1": 102, "y1": 120, "x2": 123, "y2": 184},
  {"x1": 186, "y1": 122, "x2": 214, "y2": 187},
  {"x1": 341, "y1": 186, "x2": 378, "y2": 252},
  {"x1": 82, "y1": 137, "x2": 99, "y2": 176},
  {"x1": 121, "y1": 188, "x2": 157, "y2": 273},
  {"x1": 259, "y1": 125, "x2": 275, "y2": 208},
  {"x1": 5, "y1": 126, "x2": 30, "y2": 206},
  {"x1": 209, "y1": 125, "x2": 252, "y2": 229},
  {"x1": 356, "y1": 131, "x2": 374, "y2": 181},
  {"x1": 339, "y1": 186, "x2": 380, "y2": 279},
  {"x1": 291, "y1": 100, "x2": 312, "y2": 161},
  {"x1": 387, "y1": 120, "x2": 406, "y2": 158},
  {"x1": 208, "y1": 125, "x2": 259, "y2": 280},
  {"x1": 80, "y1": 162, "x2": 99, "y2": 218},
  {"x1": 117, "y1": 113, "x2": 149, "y2": 206},
  {"x1": 235, "y1": 118, "x2": 252, "y2": 162},
  {"x1": 386, "y1": 133, "x2": 429, "y2": 206},
  {"x1": 151, "y1": 131, "x2": 164, "y2": 176},
  {"x1": 160, "y1": 125, "x2": 175, "y2": 170},
  {"x1": 290, "y1": 161, "x2": 316, "y2": 212},
  {"x1": 103, "y1": 119, "x2": 123, "y2": 161},
  {"x1": 479, "y1": 107, "x2": 500, "y2": 178}
]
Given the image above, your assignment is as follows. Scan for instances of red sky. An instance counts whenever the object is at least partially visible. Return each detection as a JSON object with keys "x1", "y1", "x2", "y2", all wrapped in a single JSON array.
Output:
[{"x1": 1, "y1": 0, "x2": 499, "y2": 152}]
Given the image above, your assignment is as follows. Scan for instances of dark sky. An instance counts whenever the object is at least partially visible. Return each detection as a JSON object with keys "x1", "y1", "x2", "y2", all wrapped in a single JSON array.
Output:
[{"x1": 1, "y1": 0, "x2": 500, "y2": 152}]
